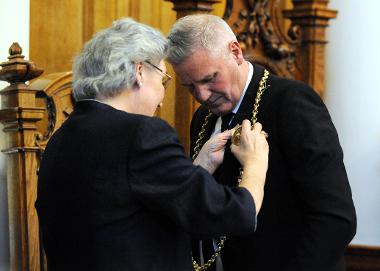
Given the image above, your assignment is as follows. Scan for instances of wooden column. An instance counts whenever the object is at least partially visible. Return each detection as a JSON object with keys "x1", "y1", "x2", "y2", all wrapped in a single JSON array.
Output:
[
  {"x1": 165, "y1": 0, "x2": 220, "y2": 154},
  {"x1": 0, "y1": 43, "x2": 44, "y2": 271},
  {"x1": 284, "y1": 0, "x2": 337, "y2": 98}
]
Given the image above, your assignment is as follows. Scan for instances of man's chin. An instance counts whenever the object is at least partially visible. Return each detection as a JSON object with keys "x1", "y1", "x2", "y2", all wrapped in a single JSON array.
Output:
[{"x1": 209, "y1": 107, "x2": 233, "y2": 116}]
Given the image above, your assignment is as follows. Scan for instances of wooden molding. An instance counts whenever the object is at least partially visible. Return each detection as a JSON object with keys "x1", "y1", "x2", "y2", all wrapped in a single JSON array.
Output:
[
  {"x1": 166, "y1": 0, "x2": 220, "y2": 13},
  {"x1": 283, "y1": 0, "x2": 337, "y2": 98},
  {"x1": 345, "y1": 245, "x2": 380, "y2": 271}
]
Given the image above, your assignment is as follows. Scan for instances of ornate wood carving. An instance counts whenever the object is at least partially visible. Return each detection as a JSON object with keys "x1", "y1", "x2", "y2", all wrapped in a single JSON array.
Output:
[
  {"x1": 0, "y1": 42, "x2": 45, "y2": 271},
  {"x1": 227, "y1": 0, "x2": 300, "y2": 59},
  {"x1": 31, "y1": 72, "x2": 74, "y2": 152},
  {"x1": 223, "y1": 0, "x2": 301, "y2": 78}
]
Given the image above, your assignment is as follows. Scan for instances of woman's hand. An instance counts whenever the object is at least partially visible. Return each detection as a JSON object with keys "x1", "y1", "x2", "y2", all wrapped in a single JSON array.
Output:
[
  {"x1": 230, "y1": 120, "x2": 269, "y2": 169},
  {"x1": 193, "y1": 129, "x2": 232, "y2": 174},
  {"x1": 231, "y1": 120, "x2": 269, "y2": 213}
]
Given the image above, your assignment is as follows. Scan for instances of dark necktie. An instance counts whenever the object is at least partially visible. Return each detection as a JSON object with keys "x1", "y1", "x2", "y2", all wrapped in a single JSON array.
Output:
[{"x1": 221, "y1": 112, "x2": 234, "y2": 132}]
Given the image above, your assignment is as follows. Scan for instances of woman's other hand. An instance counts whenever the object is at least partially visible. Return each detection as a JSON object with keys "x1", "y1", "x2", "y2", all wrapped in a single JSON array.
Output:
[
  {"x1": 231, "y1": 120, "x2": 269, "y2": 213},
  {"x1": 230, "y1": 120, "x2": 269, "y2": 169},
  {"x1": 193, "y1": 129, "x2": 232, "y2": 174}
]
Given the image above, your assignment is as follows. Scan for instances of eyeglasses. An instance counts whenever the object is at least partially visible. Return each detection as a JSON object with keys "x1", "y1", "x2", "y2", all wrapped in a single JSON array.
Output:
[{"x1": 144, "y1": 61, "x2": 172, "y2": 89}]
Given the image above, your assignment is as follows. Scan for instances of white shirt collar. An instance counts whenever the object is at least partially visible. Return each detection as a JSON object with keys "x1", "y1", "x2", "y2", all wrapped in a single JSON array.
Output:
[
  {"x1": 232, "y1": 62, "x2": 254, "y2": 114},
  {"x1": 212, "y1": 62, "x2": 254, "y2": 135}
]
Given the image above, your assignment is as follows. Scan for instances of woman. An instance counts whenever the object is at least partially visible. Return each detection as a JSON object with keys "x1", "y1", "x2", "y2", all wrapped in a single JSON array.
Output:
[{"x1": 36, "y1": 18, "x2": 268, "y2": 271}]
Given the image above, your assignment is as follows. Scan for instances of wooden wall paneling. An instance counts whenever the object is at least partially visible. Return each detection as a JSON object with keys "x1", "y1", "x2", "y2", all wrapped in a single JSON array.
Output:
[
  {"x1": 31, "y1": 0, "x2": 134, "y2": 74},
  {"x1": 83, "y1": 0, "x2": 95, "y2": 43},
  {"x1": 154, "y1": 1, "x2": 177, "y2": 127},
  {"x1": 30, "y1": 0, "x2": 84, "y2": 74},
  {"x1": 138, "y1": 0, "x2": 162, "y2": 26},
  {"x1": 126, "y1": 0, "x2": 140, "y2": 20},
  {"x1": 114, "y1": 0, "x2": 130, "y2": 20},
  {"x1": 91, "y1": 0, "x2": 130, "y2": 33}
]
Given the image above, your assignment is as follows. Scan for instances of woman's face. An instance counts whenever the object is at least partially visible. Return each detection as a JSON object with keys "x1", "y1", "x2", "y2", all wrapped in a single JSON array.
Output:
[{"x1": 139, "y1": 60, "x2": 171, "y2": 116}]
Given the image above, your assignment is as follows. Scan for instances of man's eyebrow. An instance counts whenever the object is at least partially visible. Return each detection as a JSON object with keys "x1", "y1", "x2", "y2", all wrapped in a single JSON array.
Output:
[
  {"x1": 180, "y1": 72, "x2": 216, "y2": 87},
  {"x1": 195, "y1": 73, "x2": 216, "y2": 84}
]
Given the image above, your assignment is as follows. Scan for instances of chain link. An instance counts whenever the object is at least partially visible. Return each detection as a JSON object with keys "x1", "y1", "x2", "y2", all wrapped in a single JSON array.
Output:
[
  {"x1": 192, "y1": 236, "x2": 227, "y2": 271},
  {"x1": 251, "y1": 69, "x2": 269, "y2": 124},
  {"x1": 192, "y1": 112, "x2": 213, "y2": 161},
  {"x1": 237, "y1": 69, "x2": 270, "y2": 183},
  {"x1": 192, "y1": 112, "x2": 225, "y2": 270}
]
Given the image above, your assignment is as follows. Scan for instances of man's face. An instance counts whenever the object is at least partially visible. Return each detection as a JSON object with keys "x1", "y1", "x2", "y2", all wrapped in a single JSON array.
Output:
[{"x1": 172, "y1": 48, "x2": 244, "y2": 116}]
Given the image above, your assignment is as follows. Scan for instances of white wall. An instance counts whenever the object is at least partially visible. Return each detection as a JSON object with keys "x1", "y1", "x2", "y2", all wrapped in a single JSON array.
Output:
[
  {"x1": 0, "y1": 0, "x2": 30, "y2": 270},
  {"x1": 325, "y1": 0, "x2": 380, "y2": 245}
]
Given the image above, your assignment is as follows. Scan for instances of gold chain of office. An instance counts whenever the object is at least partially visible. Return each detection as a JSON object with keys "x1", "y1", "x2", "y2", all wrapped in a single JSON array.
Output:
[{"x1": 191, "y1": 69, "x2": 269, "y2": 271}]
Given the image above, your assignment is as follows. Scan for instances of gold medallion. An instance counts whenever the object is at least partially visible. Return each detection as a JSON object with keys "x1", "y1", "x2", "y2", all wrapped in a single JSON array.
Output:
[{"x1": 231, "y1": 125, "x2": 242, "y2": 146}]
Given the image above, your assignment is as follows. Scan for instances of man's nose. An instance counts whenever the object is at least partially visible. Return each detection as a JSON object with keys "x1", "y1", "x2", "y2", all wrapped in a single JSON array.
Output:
[{"x1": 194, "y1": 85, "x2": 212, "y2": 102}]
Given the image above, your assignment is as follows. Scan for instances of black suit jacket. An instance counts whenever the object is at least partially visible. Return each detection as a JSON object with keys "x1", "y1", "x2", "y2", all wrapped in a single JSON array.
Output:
[
  {"x1": 190, "y1": 64, "x2": 357, "y2": 271},
  {"x1": 35, "y1": 100, "x2": 257, "y2": 271}
]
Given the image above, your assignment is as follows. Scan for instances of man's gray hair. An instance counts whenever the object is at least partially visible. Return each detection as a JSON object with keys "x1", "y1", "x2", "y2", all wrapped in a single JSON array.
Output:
[
  {"x1": 73, "y1": 18, "x2": 167, "y2": 101},
  {"x1": 167, "y1": 14, "x2": 237, "y2": 64}
]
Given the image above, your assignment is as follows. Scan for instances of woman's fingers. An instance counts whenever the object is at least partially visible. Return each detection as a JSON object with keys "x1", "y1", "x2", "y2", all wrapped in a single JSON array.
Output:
[
  {"x1": 218, "y1": 129, "x2": 232, "y2": 140},
  {"x1": 252, "y1": 122, "x2": 263, "y2": 133}
]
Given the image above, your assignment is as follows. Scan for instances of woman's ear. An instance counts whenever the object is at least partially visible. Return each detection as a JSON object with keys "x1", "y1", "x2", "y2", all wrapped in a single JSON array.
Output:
[
  {"x1": 135, "y1": 62, "x2": 144, "y2": 87},
  {"x1": 229, "y1": 41, "x2": 244, "y2": 65}
]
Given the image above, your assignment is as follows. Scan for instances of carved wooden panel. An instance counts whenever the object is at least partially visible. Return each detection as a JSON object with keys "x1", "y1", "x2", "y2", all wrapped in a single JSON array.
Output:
[
  {"x1": 32, "y1": 72, "x2": 74, "y2": 152},
  {"x1": 224, "y1": 0, "x2": 301, "y2": 78}
]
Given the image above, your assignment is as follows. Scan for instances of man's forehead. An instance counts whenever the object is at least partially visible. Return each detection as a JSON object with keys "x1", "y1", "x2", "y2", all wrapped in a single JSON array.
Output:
[
  {"x1": 177, "y1": 67, "x2": 214, "y2": 84},
  {"x1": 174, "y1": 56, "x2": 216, "y2": 81}
]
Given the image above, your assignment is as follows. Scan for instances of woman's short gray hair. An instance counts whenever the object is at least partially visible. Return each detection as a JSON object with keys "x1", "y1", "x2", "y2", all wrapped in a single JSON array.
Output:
[
  {"x1": 167, "y1": 14, "x2": 236, "y2": 64},
  {"x1": 73, "y1": 18, "x2": 167, "y2": 101}
]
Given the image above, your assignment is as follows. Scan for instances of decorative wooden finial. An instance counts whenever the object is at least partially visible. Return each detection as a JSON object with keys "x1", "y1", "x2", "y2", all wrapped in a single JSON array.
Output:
[
  {"x1": 0, "y1": 42, "x2": 43, "y2": 84},
  {"x1": 9, "y1": 42, "x2": 23, "y2": 56}
]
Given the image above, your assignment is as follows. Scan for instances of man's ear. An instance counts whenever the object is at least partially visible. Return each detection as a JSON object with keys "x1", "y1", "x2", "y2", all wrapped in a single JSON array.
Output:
[
  {"x1": 135, "y1": 62, "x2": 144, "y2": 87},
  {"x1": 229, "y1": 41, "x2": 244, "y2": 65}
]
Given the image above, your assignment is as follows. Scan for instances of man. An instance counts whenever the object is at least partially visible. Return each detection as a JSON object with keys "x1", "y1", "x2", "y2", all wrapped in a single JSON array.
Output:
[{"x1": 167, "y1": 14, "x2": 356, "y2": 271}]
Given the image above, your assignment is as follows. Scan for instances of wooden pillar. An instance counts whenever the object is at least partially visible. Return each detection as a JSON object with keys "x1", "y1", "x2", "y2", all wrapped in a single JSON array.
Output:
[
  {"x1": 284, "y1": 0, "x2": 337, "y2": 98},
  {"x1": 164, "y1": 0, "x2": 220, "y2": 154},
  {"x1": 0, "y1": 43, "x2": 44, "y2": 271}
]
